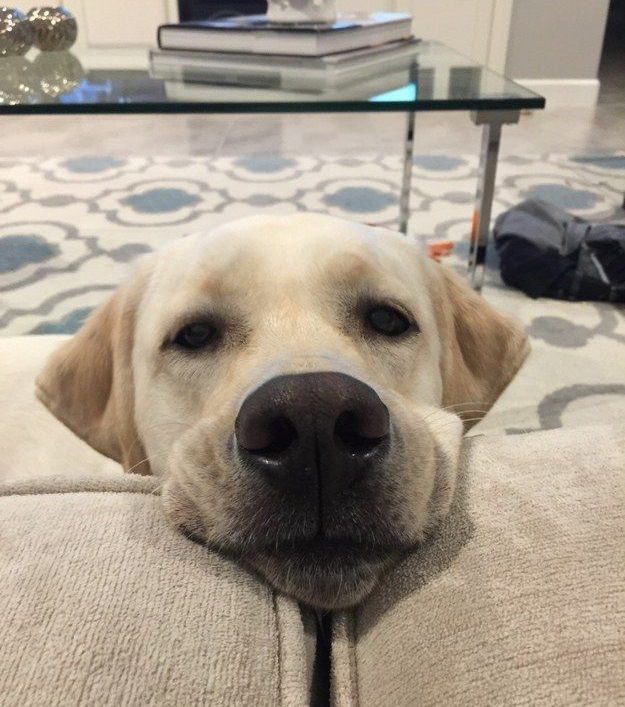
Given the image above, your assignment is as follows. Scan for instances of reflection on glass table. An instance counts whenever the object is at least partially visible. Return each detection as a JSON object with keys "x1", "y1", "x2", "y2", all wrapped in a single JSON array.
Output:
[
  {"x1": 0, "y1": 41, "x2": 545, "y2": 292},
  {"x1": 0, "y1": 52, "x2": 86, "y2": 105},
  {"x1": 0, "y1": 42, "x2": 543, "y2": 112}
]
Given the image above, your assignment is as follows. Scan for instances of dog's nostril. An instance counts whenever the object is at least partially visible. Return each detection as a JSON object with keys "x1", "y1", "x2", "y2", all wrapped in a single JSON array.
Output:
[
  {"x1": 265, "y1": 417, "x2": 298, "y2": 454},
  {"x1": 334, "y1": 410, "x2": 388, "y2": 454},
  {"x1": 241, "y1": 416, "x2": 298, "y2": 456},
  {"x1": 236, "y1": 373, "x2": 390, "y2": 493}
]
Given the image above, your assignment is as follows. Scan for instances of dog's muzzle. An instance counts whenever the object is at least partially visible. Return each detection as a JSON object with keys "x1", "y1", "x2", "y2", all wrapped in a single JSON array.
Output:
[{"x1": 234, "y1": 371, "x2": 390, "y2": 506}]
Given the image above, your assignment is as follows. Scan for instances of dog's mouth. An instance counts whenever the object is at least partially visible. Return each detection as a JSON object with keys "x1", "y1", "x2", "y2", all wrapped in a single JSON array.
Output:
[
  {"x1": 239, "y1": 533, "x2": 410, "y2": 609},
  {"x1": 180, "y1": 522, "x2": 407, "y2": 609},
  {"x1": 254, "y1": 534, "x2": 403, "y2": 562},
  {"x1": 173, "y1": 467, "x2": 415, "y2": 609}
]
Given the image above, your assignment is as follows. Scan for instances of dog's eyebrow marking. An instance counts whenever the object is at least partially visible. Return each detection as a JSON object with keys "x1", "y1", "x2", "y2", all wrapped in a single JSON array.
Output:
[
  {"x1": 325, "y1": 253, "x2": 376, "y2": 286},
  {"x1": 324, "y1": 253, "x2": 412, "y2": 306},
  {"x1": 198, "y1": 250, "x2": 262, "y2": 300},
  {"x1": 199, "y1": 269, "x2": 233, "y2": 300}
]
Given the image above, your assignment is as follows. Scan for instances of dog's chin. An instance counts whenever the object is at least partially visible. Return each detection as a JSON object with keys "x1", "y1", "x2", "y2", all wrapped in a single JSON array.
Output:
[
  {"x1": 164, "y1": 486, "x2": 409, "y2": 608},
  {"x1": 243, "y1": 540, "x2": 399, "y2": 610}
]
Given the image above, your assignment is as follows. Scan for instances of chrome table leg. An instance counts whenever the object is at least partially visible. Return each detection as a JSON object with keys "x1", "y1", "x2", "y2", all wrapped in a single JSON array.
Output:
[
  {"x1": 399, "y1": 110, "x2": 416, "y2": 234},
  {"x1": 468, "y1": 110, "x2": 520, "y2": 292}
]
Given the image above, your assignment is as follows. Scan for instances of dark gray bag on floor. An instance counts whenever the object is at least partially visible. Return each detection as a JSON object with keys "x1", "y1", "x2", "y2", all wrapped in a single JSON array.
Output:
[{"x1": 493, "y1": 199, "x2": 625, "y2": 302}]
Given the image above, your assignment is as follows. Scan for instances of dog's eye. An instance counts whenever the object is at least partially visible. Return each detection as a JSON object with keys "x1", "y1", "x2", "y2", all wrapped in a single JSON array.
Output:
[
  {"x1": 366, "y1": 305, "x2": 412, "y2": 337},
  {"x1": 173, "y1": 322, "x2": 218, "y2": 350}
]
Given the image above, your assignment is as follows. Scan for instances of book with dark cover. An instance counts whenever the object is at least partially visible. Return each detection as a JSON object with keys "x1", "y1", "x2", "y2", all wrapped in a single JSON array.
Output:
[{"x1": 158, "y1": 12, "x2": 413, "y2": 57}]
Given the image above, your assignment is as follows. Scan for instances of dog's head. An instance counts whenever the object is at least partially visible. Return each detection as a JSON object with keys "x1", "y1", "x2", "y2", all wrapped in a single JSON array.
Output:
[{"x1": 36, "y1": 214, "x2": 528, "y2": 608}]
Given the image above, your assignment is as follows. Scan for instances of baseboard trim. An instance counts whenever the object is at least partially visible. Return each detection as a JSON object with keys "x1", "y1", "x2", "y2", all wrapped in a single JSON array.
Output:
[{"x1": 515, "y1": 78, "x2": 600, "y2": 108}]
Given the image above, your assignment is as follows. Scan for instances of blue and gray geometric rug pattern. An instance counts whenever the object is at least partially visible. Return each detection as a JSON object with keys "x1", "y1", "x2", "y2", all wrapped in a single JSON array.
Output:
[{"x1": 1, "y1": 151, "x2": 624, "y2": 434}]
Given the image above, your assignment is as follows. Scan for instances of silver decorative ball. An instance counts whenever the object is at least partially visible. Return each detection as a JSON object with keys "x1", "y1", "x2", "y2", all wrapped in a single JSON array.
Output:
[
  {"x1": 32, "y1": 50, "x2": 84, "y2": 97},
  {"x1": 27, "y1": 6, "x2": 77, "y2": 51},
  {"x1": 0, "y1": 7, "x2": 34, "y2": 56},
  {"x1": 0, "y1": 55, "x2": 39, "y2": 105}
]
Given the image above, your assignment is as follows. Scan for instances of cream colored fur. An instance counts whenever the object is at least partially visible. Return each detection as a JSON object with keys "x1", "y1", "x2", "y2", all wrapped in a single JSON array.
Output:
[{"x1": 11, "y1": 214, "x2": 529, "y2": 608}]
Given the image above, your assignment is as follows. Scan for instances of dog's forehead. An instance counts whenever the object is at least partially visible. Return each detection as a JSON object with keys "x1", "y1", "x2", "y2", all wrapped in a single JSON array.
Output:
[{"x1": 153, "y1": 214, "x2": 417, "y2": 296}]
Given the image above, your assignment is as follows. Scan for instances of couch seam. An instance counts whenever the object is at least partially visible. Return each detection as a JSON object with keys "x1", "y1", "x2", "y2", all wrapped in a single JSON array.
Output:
[
  {"x1": 344, "y1": 609, "x2": 360, "y2": 707},
  {"x1": 351, "y1": 610, "x2": 361, "y2": 707},
  {"x1": 273, "y1": 590, "x2": 284, "y2": 706}
]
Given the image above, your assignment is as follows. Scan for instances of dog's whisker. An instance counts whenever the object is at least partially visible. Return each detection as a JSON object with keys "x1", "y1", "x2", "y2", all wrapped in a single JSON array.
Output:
[
  {"x1": 420, "y1": 407, "x2": 488, "y2": 426},
  {"x1": 125, "y1": 457, "x2": 151, "y2": 474},
  {"x1": 425, "y1": 409, "x2": 487, "y2": 418},
  {"x1": 422, "y1": 404, "x2": 488, "y2": 417},
  {"x1": 431, "y1": 413, "x2": 486, "y2": 423},
  {"x1": 333, "y1": 565, "x2": 345, "y2": 608},
  {"x1": 441, "y1": 401, "x2": 489, "y2": 410},
  {"x1": 125, "y1": 449, "x2": 172, "y2": 475},
  {"x1": 424, "y1": 420, "x2": 473, "y2": 436},
  {"x1": 429, "y1": 416, "x2": 485, "y2": 430},
  {"x1": 420, "y1": 407, "x2": 488, "y2": 423}
]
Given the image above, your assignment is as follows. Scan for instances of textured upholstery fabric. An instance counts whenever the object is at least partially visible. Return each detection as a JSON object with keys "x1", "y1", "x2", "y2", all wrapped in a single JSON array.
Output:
[
  {"x1": 0, "y1": 481, "x2": 314, "y2": 707},
  {"x1": 3, "y1": 336, "x2": 624, "y2": 705},
  {"x1": 332, "y1": 424, "x2": 625, "y2": 706},
  {"x1": 1, "y1": 337, "x2": 317, "y2": 706}
]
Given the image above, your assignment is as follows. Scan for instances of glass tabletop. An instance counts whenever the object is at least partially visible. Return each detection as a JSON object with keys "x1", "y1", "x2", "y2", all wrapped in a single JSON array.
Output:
[{"x1": 0, "y1": 41, "x2": 545, "y2": 115}]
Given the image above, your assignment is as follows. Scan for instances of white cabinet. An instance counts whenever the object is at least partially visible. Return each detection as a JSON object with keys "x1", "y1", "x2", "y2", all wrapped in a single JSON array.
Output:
[
  {"x1": 76, "y1": 0, "x2": 175, "y2": 47},
  {"x1": 12, "y1": 0, "x2": 179, "y2": 67}
]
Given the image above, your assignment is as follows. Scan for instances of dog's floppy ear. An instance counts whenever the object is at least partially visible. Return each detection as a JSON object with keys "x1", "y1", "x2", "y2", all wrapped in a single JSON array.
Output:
[
  {"x1": 35, "y1": 275, "x2": 150, "y2": 474},
  {"x1": 429, "y1": 262, "x2": 530, "y2": 430}
]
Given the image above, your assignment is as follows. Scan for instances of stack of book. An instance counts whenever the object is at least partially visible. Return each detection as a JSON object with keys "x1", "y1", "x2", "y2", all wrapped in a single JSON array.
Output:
[{"x1": 151, "y1": 12, "x2": 418, "y2": 98}]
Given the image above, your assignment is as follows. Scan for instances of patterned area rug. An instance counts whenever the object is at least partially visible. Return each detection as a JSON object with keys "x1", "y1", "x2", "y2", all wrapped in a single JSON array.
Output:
[{"x1": 1, "y1": 152, "x2": 624, "y2": 435}]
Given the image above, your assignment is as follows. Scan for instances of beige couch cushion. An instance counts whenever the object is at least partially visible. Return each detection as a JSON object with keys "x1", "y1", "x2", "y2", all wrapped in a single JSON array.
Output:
[
  {"x1": 1, "y1": 334, "x2": 316, "y2": 705},
  {"x1": 332, "y1": 424, "x2": 625, "y2": 706},
  {"x1": 4, "y1": 335, "x2": 624, "y2": 705},
  {"x1": 0, "y1": 476, "x2": 314, "y2": 707}
]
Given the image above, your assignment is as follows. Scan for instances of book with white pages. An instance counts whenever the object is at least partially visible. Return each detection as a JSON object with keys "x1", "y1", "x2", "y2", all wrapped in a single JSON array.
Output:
[
  {"x1": 150, "y1": 39, "x2": 420, "y2": 91},
  {"x1": 163, "y1": 67, "x2": 412, "y2": 102},
  {"x1": 157, "y1": 12, "x2": 413, "y2": 57}
]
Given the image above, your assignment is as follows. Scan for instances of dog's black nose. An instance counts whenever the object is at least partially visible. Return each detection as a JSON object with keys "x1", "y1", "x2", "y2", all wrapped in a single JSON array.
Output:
[{"x1": 235, "y1": 372, "x2": 390, "y2": 499}]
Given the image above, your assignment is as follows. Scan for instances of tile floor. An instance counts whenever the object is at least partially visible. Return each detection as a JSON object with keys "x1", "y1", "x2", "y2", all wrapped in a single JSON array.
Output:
[{"x1": 0, "y1": 98, "x2": 624, "y2": 163}]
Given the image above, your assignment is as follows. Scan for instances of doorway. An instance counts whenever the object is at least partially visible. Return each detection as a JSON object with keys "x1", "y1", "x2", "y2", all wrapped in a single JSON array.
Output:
[
  {"x1": 598, "y1": 0, "x2": 625, "y2": 102},
  {"x1": 178, "y1": 0, "x2": 267, "y2": 22}
]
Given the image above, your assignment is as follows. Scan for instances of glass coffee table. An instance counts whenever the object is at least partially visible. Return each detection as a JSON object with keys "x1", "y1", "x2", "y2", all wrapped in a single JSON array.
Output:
[{"x1": 0, "y1": 41, "x2": 544, "y2": 291}]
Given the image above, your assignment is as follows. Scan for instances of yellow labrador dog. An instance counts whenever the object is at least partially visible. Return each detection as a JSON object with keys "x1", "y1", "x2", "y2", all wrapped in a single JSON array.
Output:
[{"x1": 36, "y1": 213, "x2": 528, "y2": 609}]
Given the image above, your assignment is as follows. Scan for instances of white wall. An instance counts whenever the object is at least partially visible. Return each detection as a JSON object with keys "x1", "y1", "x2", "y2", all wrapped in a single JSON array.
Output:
[
  {"x1": 504, "y1": 0, "x2": 610, "y2": 106},
  {"x1": 12, "y1": 0, "x2": 611, "y2": 102},
  {"x1": 12, "y1": 0, "x2": 179, "y2": 68},
  {"x1": 505, "y1": 0, "x2": 610, "y2": 79}
]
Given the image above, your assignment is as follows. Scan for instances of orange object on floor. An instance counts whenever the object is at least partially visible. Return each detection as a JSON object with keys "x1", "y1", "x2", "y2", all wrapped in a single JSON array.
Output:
[{"x1": 427, "y1": 241, "x2": 454, "y2": 262}]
